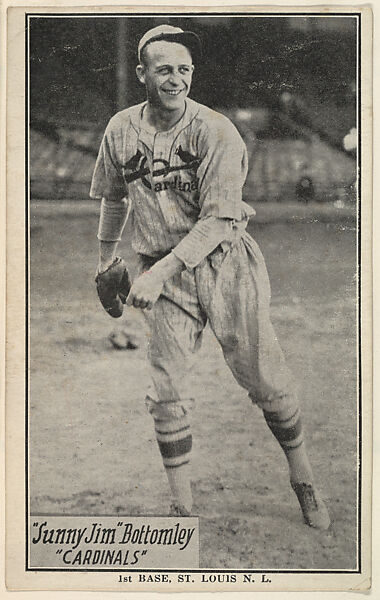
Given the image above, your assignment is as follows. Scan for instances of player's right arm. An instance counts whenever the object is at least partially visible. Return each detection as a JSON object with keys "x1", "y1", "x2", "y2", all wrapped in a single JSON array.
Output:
[
  {"x1": 90, "y1": 116, "x2": 130, "y2": 274},
  {"x1": 97, "y1": 197, "x2": 130, "y2": 273},
  {"x1": 99, "y1": 240, "x2": 118, "y2": 273}
]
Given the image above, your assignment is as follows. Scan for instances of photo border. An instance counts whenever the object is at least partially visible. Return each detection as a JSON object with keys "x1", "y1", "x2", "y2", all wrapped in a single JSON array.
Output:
[{"x1": 5, "y1": 4, "x2": 372, "y2": 592}]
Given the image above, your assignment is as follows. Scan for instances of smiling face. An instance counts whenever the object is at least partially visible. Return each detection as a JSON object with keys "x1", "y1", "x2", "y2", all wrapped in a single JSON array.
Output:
[{"x1": 136, "y1": 41, "x2": 194, "y2": 114}]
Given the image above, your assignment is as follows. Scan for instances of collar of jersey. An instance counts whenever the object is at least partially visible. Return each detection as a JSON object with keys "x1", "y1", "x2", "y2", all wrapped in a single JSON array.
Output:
[{"x1": 130, "y1": 98, "x2": 200, "y2": 151}]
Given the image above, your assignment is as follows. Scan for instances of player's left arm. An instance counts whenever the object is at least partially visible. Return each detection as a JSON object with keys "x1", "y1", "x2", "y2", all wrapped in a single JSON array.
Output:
[
  {"x1": 170, "y1": 117, "x2": 252, "y2": 269},
  {"x1": 173, "y1": 113, "x2": 254, "y2": 269},
  {"x1": 126, "y1": 252, "x2": 184, "y2": 310}
]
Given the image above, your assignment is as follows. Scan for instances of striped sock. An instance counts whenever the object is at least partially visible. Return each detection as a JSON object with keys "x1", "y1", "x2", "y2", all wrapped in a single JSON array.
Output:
[
  {"x1": 263, "y1": 407, "x2": 314, "y2": 484},
  {"x1": 154, "y1": 415, "x2": 193, "y2": 513}
]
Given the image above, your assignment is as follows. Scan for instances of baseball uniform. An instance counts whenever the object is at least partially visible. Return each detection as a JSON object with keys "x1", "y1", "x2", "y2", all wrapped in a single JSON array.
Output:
[
  {"x1": 91, "y1": 92, "x2": 330, "y2": 529},
  {"x1": 91, "y1": 98, "x2": 297, "y2": 417}
]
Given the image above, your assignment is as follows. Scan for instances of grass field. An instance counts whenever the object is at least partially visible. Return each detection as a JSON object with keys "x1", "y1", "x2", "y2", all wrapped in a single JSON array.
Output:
[{"x1": 29, "y1": 201, "x2": 358, "y2": 570}]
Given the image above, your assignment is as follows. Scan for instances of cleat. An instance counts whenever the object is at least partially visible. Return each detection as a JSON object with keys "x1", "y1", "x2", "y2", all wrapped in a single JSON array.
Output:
[
  {"x1": 169, "y1": 502, "x2": 191, "y2": 517},
  {"x1": 291, "y1": 482, "x2": 331, "y2": 530}
]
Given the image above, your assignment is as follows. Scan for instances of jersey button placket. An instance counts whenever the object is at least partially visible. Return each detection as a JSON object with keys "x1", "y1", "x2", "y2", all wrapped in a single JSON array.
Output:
[
  {"x1": 153, "y1": 134, "x2": 177, "y2": 230},
  {"x1": 152, "y1": 134, "x2": 158, "y2": 188},
  {"x1": 153, "y1": 134, "x2": 167, "y2": 187}
]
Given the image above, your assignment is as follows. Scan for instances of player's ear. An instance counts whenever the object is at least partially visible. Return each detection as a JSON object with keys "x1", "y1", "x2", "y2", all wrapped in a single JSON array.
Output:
[{"x1": 136, "y1": 64, "x2": 145, "y2": 85}]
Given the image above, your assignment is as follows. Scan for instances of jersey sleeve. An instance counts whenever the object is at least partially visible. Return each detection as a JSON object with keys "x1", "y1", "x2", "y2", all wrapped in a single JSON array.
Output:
[
  {"x1": 90, "y1": 117, "x2": 127, "y2": 202},
  {"x1": 195, "y1": 117, "x2": 249, "y2": 220},
  {"x1": 171, "y1": 116, "x2": 251, "y2": 269}
]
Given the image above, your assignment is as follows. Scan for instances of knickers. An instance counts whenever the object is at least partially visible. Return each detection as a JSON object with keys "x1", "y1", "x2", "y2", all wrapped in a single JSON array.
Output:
[{"x1": 142, "y1": 232, "x2": 298, "y2": 420}]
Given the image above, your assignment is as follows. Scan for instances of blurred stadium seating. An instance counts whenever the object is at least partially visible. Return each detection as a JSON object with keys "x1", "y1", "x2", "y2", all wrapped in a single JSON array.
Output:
[
  {"x1": 30, "y1": 122, "x2": 101, "y2": 199},
  {"x1": 29, "y1": 17, "x2": 357, "y2": 204},
  {"x1": 30, "y1": 107, "x2": 356, "y2": 203}
]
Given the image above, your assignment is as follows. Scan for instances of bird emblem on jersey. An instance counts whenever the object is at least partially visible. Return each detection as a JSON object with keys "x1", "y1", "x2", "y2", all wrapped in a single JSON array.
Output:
[
  {"x1": 175, "y1": 145, "x2": 200, "y2": 166},
  {"x1": 124, "y1": 149, "x2": 143, "y2": 172},
  {"x1": 123, "y1": 146, "x2": 201, "y2": 191}
]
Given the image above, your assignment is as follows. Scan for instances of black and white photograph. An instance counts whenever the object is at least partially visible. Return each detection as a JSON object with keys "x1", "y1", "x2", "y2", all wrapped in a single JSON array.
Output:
[{"x1": 5, "y1": 5, "x2": 372, "y2": 592}]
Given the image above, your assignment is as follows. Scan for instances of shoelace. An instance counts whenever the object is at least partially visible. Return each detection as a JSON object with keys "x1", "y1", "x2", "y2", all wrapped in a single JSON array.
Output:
[{"x1": 300, "y1": 484, "x2": 318, "y2": 511}]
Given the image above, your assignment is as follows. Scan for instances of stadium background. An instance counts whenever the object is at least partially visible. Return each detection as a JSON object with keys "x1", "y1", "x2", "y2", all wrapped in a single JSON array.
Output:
[
  {"x1": 30, "y1": 16, "x2": 357, "y2": 202},
  {"x1": 29, "y1": 15, "x2": 359, "y2": 570}
]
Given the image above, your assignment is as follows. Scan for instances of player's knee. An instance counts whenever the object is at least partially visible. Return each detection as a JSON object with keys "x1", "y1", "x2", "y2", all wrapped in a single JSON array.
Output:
[
  {"x1": 250, "y1": 389, "x2": 298, "y2": 415},
  {"x1": 145, "y1": 394, "x2": 194, "y2": 421}
]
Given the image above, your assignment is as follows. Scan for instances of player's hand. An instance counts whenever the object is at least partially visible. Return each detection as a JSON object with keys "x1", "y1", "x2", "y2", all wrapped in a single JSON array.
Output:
[{"x1": 126, "y1": 270, "x2": 164, "y2": 310}]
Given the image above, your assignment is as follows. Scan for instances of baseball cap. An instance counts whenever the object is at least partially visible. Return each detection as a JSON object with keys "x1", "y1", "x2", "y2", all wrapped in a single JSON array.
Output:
[{"x1": 138, "y1": 24, "x2": 202, "y2": 63}]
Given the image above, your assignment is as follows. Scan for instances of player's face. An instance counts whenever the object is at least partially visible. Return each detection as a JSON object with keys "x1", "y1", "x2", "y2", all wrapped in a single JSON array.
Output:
[{"x1": 137, "y1": 41, "x2": 194, "y2": 112}]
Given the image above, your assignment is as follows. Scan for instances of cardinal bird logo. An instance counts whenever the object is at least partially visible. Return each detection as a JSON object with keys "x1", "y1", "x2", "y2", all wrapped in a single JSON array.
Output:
[
  {"x1": 122, "y1": 146, "x2": 201, "y2": 191},
  {"x1": 123, "y1": 149, "x2": 143, "y2": 172},
  {"x1": 175, "y1": 145, "x2": 199, "y2": 165}
]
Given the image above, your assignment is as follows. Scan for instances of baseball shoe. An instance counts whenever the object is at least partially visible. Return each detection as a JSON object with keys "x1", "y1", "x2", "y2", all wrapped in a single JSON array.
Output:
[
  {"x1": 291, "y1": 482, "x2": 331, "y2": 530},
  {"x1": 169, "y1": 502, "x2": 191, "y2": 517}
]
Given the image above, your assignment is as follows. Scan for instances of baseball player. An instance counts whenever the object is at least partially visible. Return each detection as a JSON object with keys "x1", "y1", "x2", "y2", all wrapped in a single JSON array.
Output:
[{"x1": 91, "y1": 25, "x2": 331, "y2": 529}]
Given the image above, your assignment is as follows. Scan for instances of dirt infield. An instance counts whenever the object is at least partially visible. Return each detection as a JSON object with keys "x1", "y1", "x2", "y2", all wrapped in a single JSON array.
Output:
[{"x1": 29, "y1": 201, "x2": 358, "y2": 570}]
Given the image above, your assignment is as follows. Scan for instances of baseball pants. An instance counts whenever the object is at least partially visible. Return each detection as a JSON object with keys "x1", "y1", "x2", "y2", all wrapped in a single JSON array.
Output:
[{"x1": 142, "y1": 231, "x2": 298, "y2": 421}]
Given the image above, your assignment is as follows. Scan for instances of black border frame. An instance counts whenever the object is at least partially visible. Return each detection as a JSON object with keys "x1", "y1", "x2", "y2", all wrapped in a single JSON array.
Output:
[{"x1": 25, "y1": 10, "x2": 362, "y2": 575}]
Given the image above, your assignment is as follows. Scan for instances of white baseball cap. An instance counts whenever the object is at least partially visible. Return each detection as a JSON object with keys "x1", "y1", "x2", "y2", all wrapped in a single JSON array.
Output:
[{"x1": 138, "y1": 24, "x2": 202, "y2": 63}]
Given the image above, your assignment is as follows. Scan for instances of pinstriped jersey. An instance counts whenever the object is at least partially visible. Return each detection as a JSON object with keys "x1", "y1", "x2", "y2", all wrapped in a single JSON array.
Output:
[{"x1": 90, "y1": 98, "x2": 254, "y2": 258}]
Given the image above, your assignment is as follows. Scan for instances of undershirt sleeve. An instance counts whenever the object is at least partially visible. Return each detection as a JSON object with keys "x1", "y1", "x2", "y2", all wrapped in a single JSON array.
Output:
[
  {"x1": 97, "y1": 197, "x2": 131, "y2": 242},
  {"x1": 171, "y1": 217, "x2": 234, "y2": 269}
]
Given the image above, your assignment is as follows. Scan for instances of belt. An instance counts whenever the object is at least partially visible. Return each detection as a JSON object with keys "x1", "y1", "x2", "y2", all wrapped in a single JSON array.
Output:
[
  {"x1": 137, "y1": 251, "x2": 171, "y2": 269},
  {"x1": 138, "y1": 219, "x2": 248, "y2": 268},
  {"x1": 227, "y1": 219, "x2": 248, "y2": 242}
]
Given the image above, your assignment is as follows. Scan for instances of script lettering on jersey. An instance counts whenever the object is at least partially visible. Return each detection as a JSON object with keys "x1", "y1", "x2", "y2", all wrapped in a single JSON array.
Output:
[{"x1": 123, "y1": 146, "x2": 201, "y2": 192}]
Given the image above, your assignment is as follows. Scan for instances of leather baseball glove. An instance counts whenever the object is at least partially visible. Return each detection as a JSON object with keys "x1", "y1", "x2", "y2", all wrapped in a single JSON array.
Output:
[{"x1": 95, "y1": 257, "x2": 131, "y2": 318}]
